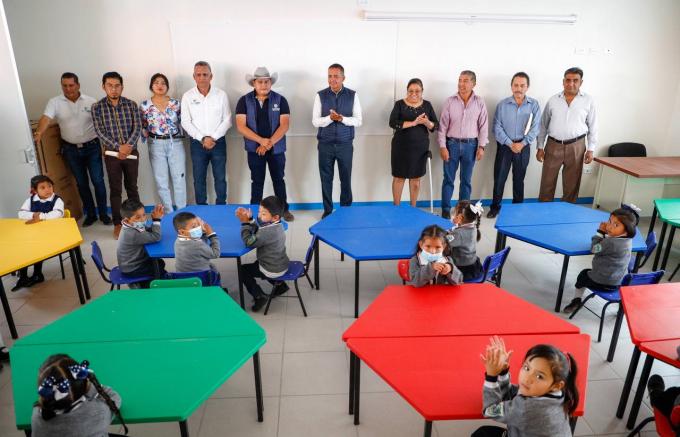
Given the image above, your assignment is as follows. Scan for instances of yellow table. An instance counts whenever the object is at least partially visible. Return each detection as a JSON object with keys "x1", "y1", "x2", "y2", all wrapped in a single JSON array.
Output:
[{"x1": 0, "y1": 218, "x2": 90, "y2": 339}]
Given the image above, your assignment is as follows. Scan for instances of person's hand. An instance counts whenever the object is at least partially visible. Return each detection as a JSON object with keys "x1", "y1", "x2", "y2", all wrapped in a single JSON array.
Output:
[
  {"x1": 440, "y1": 148, "x2": 450, "y2": 162},
  {"x1": 415, "y1": 113, "x2": 428, "y2": 125},
  {"x1": 151, "y1": 204, "x2": 164, "y2": 220},
  {"x1": 235, "y1": 207, "x2": 252, "y2": 223},
  {"x1": 439, "y1": 262, "x2": 453, "y2": 275},
  {"x1": 510, "y1": 142, "x2": 524, "y2": 154},
  {"x1": 25, "y1": 212, "x2": 41, "y2": 224},
  {"x1": 431, "y1": 262, "x2": 444, "y2": 273},
  {"x1": 202, "y1": 136, "x2": 216, "y2": 150},
  {"x1": 598, "y1": 222, "x2": 608, "y2": 233},
  {"x1": 255, "y1": 145, "x2": 267, "y2": 156},
  {"x1": 476, "y1": 147, "x2": 485, "y2": 161},
  {"x1": 584, "y1": 150, "x2": 594, "y2": 164},
  {"x1": 480, "y1": 336, "x2": 513, "y2": 376},
  {"x1": 536, "y1": 148, "x2": 545, "y2": 163},
  {"x1": 330, "y1": 109, "x2": 343, "y2": 122},
  {"x1": 33, "y1": 131, "x2": 43, "y2": 144},
  {"x1": 202, "y1": 221, "x2": 214, "y2": 235}
]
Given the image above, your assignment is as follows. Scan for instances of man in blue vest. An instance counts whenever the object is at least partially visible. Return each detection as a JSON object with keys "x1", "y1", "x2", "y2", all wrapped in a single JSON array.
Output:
[
  {"x1": 236, "y1": 67, "x2": 294, "y2": 221},
  {"x1": 312, "y1": 63, "x2": 363, "y2": 218}
]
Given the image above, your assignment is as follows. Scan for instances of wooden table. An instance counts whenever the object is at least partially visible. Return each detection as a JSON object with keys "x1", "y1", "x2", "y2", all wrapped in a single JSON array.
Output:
[{"x1": 593, "y1": 157, "x2": 680, "y2": 216}]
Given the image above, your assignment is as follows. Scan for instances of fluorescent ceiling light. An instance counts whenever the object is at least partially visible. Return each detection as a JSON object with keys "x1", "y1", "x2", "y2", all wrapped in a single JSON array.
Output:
[{"x1": 362, "y1": 11, "x2": 577, "y2": 25}]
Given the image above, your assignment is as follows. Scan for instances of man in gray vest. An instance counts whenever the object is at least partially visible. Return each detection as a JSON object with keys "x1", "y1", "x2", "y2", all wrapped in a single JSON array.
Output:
[
  {"x1": 312, "y1": 63, "x2": 363, "y2": 218},
  {"x1": 236, "y1": 67, "x2": 294, "y2": 221}
]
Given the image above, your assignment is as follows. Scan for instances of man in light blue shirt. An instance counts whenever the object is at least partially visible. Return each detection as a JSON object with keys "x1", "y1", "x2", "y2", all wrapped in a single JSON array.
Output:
[{"x1": 488, "y1": 72, "x2": 541, "y2": 218}]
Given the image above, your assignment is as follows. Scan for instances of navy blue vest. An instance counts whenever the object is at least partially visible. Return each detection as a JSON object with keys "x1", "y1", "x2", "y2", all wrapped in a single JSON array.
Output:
[
  {"x1": 244, "y1": 91, "x2": 286, "y2": 154},
  {"x1": 30, "y1": 195, "x2": 61, "y2": 213},
  {"x1": 317, "y1": 87, "x2": 356, "y2": 146}
]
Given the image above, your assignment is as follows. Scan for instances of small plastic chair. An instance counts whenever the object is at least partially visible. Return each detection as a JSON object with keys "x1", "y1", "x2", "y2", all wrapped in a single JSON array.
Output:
[
  {"x1": 628, "y1": 231, "x2": 657, "y2": 272},
  {"x1": 569, "y1": 270, "x2": 664, "y2": 342},
  {"x1": 150, "y1": 277, "x2": 202, "y2": 289},
  {"x1": 627, "y1": 405, "x2": 680, "y2": 436},
  {"x1": 166, "y1": 270, "x2": 221, "y2": 286},
  {"x1": 465, "y1": 247, "x2": 512, "y2": 286},
  {"x1": 263, "y1": 235, "x2": 317, "y2": 317},
  {"x1": 90, "y1": 241, "x2": 154, "y2": 290},
  {"x1": 608, "y1": 142, "x2": 647, "y2": 157},
  {"x1": 397, "y1": 259, "x2": 410, "y2": 284}
]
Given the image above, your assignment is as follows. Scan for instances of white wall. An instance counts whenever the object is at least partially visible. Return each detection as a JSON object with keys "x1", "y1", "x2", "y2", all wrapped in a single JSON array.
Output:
[{"x1": 5, "y1": 0, "x2": 680, "y2": 207}]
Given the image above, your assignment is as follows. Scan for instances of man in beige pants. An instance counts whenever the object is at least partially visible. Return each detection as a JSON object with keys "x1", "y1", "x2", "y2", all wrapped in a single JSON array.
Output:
[{"x1": 536, "y1": 67, "x2": 598, "y2": 202}]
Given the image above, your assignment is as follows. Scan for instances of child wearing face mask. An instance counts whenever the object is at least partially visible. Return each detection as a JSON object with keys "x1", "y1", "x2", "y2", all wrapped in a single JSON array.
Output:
[
  {"x1": 408, "y1": 224, "x2": 462, "y2": 287},
  {"x1": 473, "y1": 336, "x2": 580, "y2": 437},
  {"x1": 173, "y1": 212, "x2": 220, "y2": 275},
  {"x1": 116, "y1": 199, "x2": 165, "y2": 287}
]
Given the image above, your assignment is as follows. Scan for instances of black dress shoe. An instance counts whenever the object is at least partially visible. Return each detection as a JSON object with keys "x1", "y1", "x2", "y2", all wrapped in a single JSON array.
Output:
[
  {"x1": 321, "y1": 211, "x2": 332, "y2": 219},
  {"x1": 251, "y1": 296, "x2": 268, "y2": 312},
  {"x1": 0, "y1": 346, "x2": 9, "y2": 362},
  {"x1": 11, "y1": 276, "x2": 33, "y2": 291},
  {"x1": 99, "y1": 215, "x2": 113, "y2": 225},
  {"x1": 486, "y1": 209, "x2": 499, "y2": 219},
  {"x1": 272, "y1": 282, "x2": 290, "y2": 296},
  {"x1": 29, "y1": 273, "x2": 45, "y2": 286},
  {"x1": 441, "y1": 210, "x2": 451, "y2": 219},
  {"x1": 82, "y1": 216, "x2": 98, "y2": 227}
]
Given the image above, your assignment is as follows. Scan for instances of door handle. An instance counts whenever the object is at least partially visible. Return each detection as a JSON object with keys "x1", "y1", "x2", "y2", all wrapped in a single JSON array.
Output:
[{"x1": 24, "y1": 147, "x2": 36, "y2": 165}]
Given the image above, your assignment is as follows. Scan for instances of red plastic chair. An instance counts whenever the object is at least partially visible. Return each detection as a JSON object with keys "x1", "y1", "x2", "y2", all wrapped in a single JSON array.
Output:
[
  {"x1": 397, "y1": 259, "x2": 410, "y2": 284},
  {"x1": 628, "y1": 405, "x2": 680, "y2": 436}
]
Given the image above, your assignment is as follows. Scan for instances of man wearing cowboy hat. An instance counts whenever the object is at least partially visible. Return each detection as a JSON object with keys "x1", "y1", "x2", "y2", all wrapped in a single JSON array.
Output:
[{"x1": 235, "y1": 67, "x2": 294, "y2": 221}]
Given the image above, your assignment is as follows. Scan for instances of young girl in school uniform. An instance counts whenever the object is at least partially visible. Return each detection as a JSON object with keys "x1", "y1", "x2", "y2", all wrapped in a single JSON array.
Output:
[
  {"x1": 446, "y1": 200, "x2": 484, "y2": 281},
  {"x1": 408, "y1": 224, "x2": 463, "y2": 286},
  {"x1": 31, "y1": 354, "x2": 127, "y2": 437},
  {"x1": 473, "y1": 336, "x2": 580, "y2": 437}
]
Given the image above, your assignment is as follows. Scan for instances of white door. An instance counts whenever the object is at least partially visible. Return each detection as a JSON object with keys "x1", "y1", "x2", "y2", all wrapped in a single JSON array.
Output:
[{"x1": 0, "y1": 0, "x2": 38, "y2": 217}]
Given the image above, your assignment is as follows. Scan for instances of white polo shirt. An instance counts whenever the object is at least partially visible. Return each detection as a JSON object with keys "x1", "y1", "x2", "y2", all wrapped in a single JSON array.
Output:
[
  {"x1": 43, "y1": 93, "x2": 98, "y2": 144},
  {"x1": 180, "y1": 86, "x2": 232, "y2": 141}
]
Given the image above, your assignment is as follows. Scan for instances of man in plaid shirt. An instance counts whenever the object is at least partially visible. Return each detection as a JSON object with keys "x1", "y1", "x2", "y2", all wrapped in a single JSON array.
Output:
[{"x1": 92, "y1": 71, "x2": 142, "y2": 239}]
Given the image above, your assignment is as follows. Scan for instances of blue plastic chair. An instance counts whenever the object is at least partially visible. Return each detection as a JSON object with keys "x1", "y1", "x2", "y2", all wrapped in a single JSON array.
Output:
[
  {"x1": 90, "y1": 241, "x2": 154, "y2": 290},
  {"x1": 263, "y1": 235, "x2": 317, "y2": 317},
  {"x1": 569, "y1": 270, "x2": 665, "y2": 342},
  {"x1": 166, "y1": 270, "x2": 221, "y2": 286},
  {"x1": 628, "y1": 231, "x2": 657, "y2": 272},
  {"x1": 464, "y1": 247, "x2": 512, "y2": 286}
]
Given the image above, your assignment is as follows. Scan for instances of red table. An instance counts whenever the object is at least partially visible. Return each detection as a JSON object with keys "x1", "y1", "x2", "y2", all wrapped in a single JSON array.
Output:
[{"x1": 616, "y1": 283, "x2": 680, "y2": 429}]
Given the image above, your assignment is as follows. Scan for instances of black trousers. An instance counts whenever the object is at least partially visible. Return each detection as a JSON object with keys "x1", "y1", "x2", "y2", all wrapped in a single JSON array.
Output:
[
  {"x1": 575, "y1": 269, "x2": 617, "y2": 291},
  {"x1": 471, "y1": 425, "x2": 507, "y2": 437},
  {"x1": 490, "y1": 142, "x2": 530, "y2": 212},
  {"x1": 241, "y1": 261, "x2": 282, "y2": 298},
  {"x1": 650, "y1": 386, "x2": 680, "y2": 418},
  {"x1": 18, "y1": 262, "x2": 43, "y2": 279}
]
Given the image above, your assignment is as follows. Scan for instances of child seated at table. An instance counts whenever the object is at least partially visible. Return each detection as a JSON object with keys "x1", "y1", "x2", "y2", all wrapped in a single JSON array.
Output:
[
  {"x1": 473, "y1": 336, "x2": 579, "y2": 437},
  {"x1": 409, "y1": 224, "x2": 462, "y2": 286},
  {"x1": 445, "y1": 200, "x2": 484, "y2": 281},
  {"x1": 31, "y1": 354, "x2": 128, "y2": 437},
  {"x1": 173, "y1": 211, "x2": 221, "y2": 280},
  {"x1": 647, "y1": 374, "x2": 680, "y2": 433},
  {"x1": 562, "y1": 205, "x2": 639, "y2": 313},
  {"x1": 117, "y1": 199, "x2": 166, "y2": 287},
  {"x1": 236, "y1": 196, "x2": 289, "y2": 312},
  {"x1": 12, "y1": 175, "x2": 65, "y2": 291}
]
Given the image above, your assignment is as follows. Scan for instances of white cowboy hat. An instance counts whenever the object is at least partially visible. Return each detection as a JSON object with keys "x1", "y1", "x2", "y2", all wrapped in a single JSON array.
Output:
[{"x1": 246, "y1": 67, "x2": 278, "y2": 86}]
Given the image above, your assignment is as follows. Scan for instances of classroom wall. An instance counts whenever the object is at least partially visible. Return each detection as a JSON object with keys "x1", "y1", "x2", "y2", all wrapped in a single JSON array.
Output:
[{"x1": 5, "y1": 0, "x2": 680, "y2": 207}]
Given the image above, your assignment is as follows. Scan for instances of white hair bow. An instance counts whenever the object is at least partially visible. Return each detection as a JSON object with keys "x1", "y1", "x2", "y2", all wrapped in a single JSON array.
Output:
[
  {"x1": 625, "y1": 203, "x2": 642, "y2": 213},
  {"x1": 469, "y1": 200, "x2": 484, "y2": 216}
]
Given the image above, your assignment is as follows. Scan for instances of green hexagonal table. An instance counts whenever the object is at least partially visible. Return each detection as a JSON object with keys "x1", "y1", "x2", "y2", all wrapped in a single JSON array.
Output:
[{"x1": 11, "y1": 286, "x2": 266, "y2": 437}]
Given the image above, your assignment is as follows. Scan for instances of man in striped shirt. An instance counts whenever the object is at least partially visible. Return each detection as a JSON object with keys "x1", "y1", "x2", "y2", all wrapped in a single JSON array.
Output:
[{"x1": 92, "y1": 71, "x2": 142, "y2": 239}]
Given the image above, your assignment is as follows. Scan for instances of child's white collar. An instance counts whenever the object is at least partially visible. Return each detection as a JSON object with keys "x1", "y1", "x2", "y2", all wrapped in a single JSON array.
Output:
[{"x1": 32, "y1": 193, "x2": 55, "y2": 202}]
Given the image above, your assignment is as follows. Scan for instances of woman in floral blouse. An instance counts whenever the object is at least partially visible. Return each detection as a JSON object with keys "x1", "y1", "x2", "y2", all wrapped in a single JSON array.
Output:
[{"x1": 140, "y1": 73, "x2": 186, "y2": 212}]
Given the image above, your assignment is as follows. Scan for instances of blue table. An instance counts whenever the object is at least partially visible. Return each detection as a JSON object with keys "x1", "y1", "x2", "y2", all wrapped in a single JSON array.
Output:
[
  {"x1": 495, "y1": 202, "x2": 647, "y2": 361},
  {"x1": 145, "y1": 205, "x2": 287, "y2": 308},
  {"x1": 309, "y1": 205, "x2": 451, "y2": 317}
]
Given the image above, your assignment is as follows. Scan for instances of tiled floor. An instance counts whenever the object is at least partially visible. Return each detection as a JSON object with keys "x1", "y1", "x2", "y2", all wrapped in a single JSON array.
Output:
[{"x1": 0, "y1": 208, "x2": 678, "y2": 436}]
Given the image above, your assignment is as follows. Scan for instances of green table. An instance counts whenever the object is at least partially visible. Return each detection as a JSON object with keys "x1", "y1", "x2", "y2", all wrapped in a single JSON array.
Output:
[
  {"x1": 11, "y1": 287, "x2": 266, "y2": 437},
  {"x1": 650, "y1": 198, "x2": 680, "y2": 272}
]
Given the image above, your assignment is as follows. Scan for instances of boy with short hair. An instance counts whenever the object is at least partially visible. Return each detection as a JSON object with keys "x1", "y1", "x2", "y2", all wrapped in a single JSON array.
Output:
[
  {"x1": 236, "y1": 196, "x2": 290, "y2": 311},
  {"x1": 173, "y1": 211, "x2": 220, "y2": 273},
  {"x1": 116, "y1": 199, "x2": 165, "y2": 287}
]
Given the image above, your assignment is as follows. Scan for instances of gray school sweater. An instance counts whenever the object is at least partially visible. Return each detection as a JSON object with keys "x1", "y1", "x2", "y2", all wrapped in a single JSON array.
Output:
[
  {"x1": 175, "y1": 233, "x2": 220, "y2": 272},
  {"x1": 445, "y1": 224, "x2": 479, "y2": 267},
  {"x1": 31, "y1": 384, "x2": 121, "y2": 437},
  {"x1": 240, "y1": 220, "x2": 289, "y2": 274},
  {"x1": 408, "y1": 255, "x2": 463, "y2": 286},
  {"x1": 588, "y1": 232, "x2": 632, "y2": 286},
  {"x1": 482, "y1": 371, "x2": 572, "y2": 437},
  {"x1": 116, "y1": 220, "x2": 162, "y2": 274}
]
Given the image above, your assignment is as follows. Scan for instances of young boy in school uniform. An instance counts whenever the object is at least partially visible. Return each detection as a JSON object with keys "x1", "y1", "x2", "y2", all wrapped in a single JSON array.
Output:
[{"x1": 173, "y1": 211, "x2": 221, "y2": 274}]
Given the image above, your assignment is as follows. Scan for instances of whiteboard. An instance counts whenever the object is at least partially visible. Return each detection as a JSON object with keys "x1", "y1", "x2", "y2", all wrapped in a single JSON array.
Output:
[{"x1": 170, "y1": 20, "x2": 398, "y2": 136}]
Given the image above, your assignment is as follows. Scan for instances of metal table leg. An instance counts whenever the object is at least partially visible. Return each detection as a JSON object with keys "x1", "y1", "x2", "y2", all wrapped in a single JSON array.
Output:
[
  {"x1": 353, "y1": 353, "x2": 361, "y2": 425},
  {"x1": 555, "y1": 255, "x2": 570, "y2": 312},
  {"x1": 423, "y1": 420, "x2": 433, "y2": 437},
  {"x1": 75, "y1": 246, "x2": 91, "y2": 300},
  {"x1": 349, "y1": 351, "x2": 355, "y2": 414},
  {"x1": 606, "y1": 306, "x2": 624, "y2": 362},
  {"x1": 236, "y1": 257, "x2": 245, "y2": 309},
  {"x1": 660, "y1": 225, "x2": 676, "y2": 272},
  {"x1": 626, "y1": 354, "x2": 654, "y2": 429},
  {"x1": 653, "y1": 222, "x2": 668, "y2": 270},
  {"x1": 616, "y1": 346, "x2": 641, "y2": 418},
  {"x1": 0, "y1": 280, "x2": 18, "y2": 339},
  {"x1": 179, "y1": 419, "x2": 189, "y2": 437},
  {"x1": 253, "y1": 351, "x2": 264, "y2": 422},
  {"x1": 314, "y1": 238, "x2": 320, "y2": 290},
  {"x1": 68, "y1": 249, "x2": 85, "y2": 305},
  {"x1": 354, "y1": 260, "x2": 360, "y2": 318}
]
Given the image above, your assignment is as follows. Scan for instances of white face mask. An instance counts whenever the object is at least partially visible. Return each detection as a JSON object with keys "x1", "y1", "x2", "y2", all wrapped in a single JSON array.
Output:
[
  {"x1": 131, "y1": 221, "x2": 146, "y2": 230},
  {"x1": 188, "y1": 225, "x2": 203, "y2": 239},
  {"x1": 418, "y1": 250, "x2": 444, "y2": 266}
]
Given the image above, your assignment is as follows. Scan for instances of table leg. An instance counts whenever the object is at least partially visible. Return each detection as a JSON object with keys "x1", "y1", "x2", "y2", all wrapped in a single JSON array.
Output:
[
  {"x1": 253, "y1": 351, "x2": 264, "y2": 422},
  {"x1": 152, "y1": 258, "x2": 161, "y2": 279},
  {"x1": 236, "y1": 257, "x2": 245, "y2": 309},
  {"x1": 341, "y1": 252, "x2": 345, "y2": 262},
  {"x1": 632, "y1": 251, "x2": 642, "y2": 273},
  {"x1": 314, "y1": 238, "x2": 320, "y2": 290},
  {"x1": 647, "y1": 206, "x2": 657, "y2": 236},
  {"x1": 179, "y1": 419, "x2": 189, "y2": 437},
  {"x1": 68, "y1": 249, "x2": 85, "y2": 305},
  {"x1": 616, "y1": 346, "x2": 641, "y2": 418},
  {"x1": 494, "y1": 231, "x2": 502, "y2": 253},
  {"x1": 660, "y1": 225, "x2": 676, "y2": 272},
  {"x1": 653, "y1": 221, "x2": 668, "y2": 270},
  {"x1": 353, "y1": 353, "x2": 361, "y2": 425},
  {"x1": 75, "y1": 247, "x2": 91, "y2": 300},
  {"x1": 349, "y1": 351, "x2": 355, "y2": 415},
  {"x1": 0, "y1": 280, "x2": 17, "y2": 339},
  {"x1": 606, "y1": 305, "x2": 624, "y2": 362},
  {"x1": 354, "y1": 260, "x2": 360, "y2": 318},
  {"x1": 626, "y1": 354, "x2": 654, "y2": 429},
  {"x1": 423, "y1": 420, "x2": 433, "y2": 437},
  {"x1": 554, "y1": 255, "x2": 570, "y2": 312}
]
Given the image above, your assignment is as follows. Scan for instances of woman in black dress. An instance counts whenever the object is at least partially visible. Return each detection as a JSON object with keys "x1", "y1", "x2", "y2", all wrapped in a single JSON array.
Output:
[{"x1": 389, "y1": 78, "x2": 439, "y2": 206}]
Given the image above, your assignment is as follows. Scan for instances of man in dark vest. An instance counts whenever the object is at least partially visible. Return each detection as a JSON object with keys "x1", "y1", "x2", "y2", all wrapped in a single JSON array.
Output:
[
  {"x1": 236, "y1": 67, "x2": 294, "y2": 221},
  {"x1": 312, "y1": 63, "x2": 363, "y2": 218}
]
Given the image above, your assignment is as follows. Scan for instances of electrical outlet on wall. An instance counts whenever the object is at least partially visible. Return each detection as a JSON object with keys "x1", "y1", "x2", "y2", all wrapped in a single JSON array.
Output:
[{"x1": 583, "y1": 166, "x2": 593, "y2": 174}]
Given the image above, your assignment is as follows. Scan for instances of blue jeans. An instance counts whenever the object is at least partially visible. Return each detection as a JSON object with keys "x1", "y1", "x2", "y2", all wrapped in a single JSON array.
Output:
[
  {"x1": 190, "y1": 137, "x2": 227, "y2": 205},
  {"x1": 61, "y1": 140, "x2": 108, "y2": 218},
  {"x1": 318, "y1": 142, "x2": 353, "y2": 215},
  {"x1": 490, "y1": 142, "x2": 530, "y2": 212},
  {"x1": 247, "y1": 150, "x2": 288, "y2": 209},
  {"x1": 440, "y1": 138, "x2": 477, "y2": 213},
  {"x1": 148, "y1": 137, "x2": 187, "y2": 212}
]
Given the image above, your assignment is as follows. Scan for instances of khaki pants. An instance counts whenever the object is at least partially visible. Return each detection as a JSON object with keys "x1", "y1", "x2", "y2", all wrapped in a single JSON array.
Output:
[{"x1": 538, "y1": 137, "x2": 586, "y2": 203}]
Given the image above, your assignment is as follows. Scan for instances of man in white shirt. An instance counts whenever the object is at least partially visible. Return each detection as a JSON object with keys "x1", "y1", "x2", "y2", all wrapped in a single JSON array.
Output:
[
  {"x1": 312, "y1": 63, "x2": 362, "y2": 218},
  {"x1": 33, "y1": 72, "x2": 111, "y2": 227},
  {"x1": 537, "y1": 67, "x2": 598, "y2": 203},
  {"x1": 181, "y1": 61, "x2": 232, "y2": 205}
]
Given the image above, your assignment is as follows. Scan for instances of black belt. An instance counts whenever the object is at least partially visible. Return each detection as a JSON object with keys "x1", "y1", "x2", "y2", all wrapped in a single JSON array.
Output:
[
  {"x1": 548, "y1": 134, "x2": 586, "y2": 145},
  {"x1": 149, "y1": 133, "x2": 182, "y2": 140},
  {"x1": 447, "y1": 137, "x2": 477, "y2": 143},
  {"x1": 62, "y1": 138, "x2": 99, "y2": 148}
]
